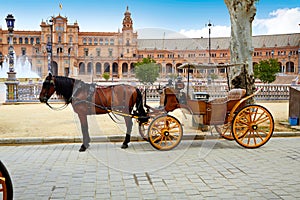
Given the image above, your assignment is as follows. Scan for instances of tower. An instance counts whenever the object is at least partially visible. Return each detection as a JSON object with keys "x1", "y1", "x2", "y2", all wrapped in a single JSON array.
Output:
[{"x1": 122, "y1": 6, "x2": 133, "y2": 31}]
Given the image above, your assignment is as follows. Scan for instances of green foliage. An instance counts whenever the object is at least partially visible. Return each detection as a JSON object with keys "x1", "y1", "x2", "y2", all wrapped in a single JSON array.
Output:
[
  {"x1": 102, "y1": 72, "x2": 110, "y2": 81},
  {"x1": 210, "y1": 73, "x2": 218, "y2": 80},
  {"x1": 134, "y1": 58, "x2": 159, "y2": 85},
  {"x1": 253, "y1": 58, "x2": 280, "y2": 84}
]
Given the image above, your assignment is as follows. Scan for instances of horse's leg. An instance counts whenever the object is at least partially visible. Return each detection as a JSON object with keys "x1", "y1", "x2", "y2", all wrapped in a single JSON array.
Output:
[
  {"x1": 78, "y1": 114, "x2": 91, "y2": 152},
  {"x1": 121, "y1": 116, "x2": 133, "y2": 149}
]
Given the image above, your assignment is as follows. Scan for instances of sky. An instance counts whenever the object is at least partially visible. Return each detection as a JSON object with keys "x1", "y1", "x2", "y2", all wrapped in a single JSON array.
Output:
[{"x1": 0, "y1": 0, "x2": 299, "y2": 39}]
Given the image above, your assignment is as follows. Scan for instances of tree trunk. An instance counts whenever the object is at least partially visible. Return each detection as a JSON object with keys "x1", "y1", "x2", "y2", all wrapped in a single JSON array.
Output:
[{"x1": 224, "y1": 0, "x2": 257, "y2": 95}]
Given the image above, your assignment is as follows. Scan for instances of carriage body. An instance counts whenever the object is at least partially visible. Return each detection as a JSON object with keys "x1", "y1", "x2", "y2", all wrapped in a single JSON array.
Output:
[{"x1": 140, "y1": 63, "x2": 274, "y2": 150}]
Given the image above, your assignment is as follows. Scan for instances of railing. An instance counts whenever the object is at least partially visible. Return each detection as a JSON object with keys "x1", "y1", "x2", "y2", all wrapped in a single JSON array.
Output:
[
  {"x1": 14, "y1": 82, "x2": 292, "y2": 102},
  {"x1": 18, "y1": 82, "x2": 42, "y2": 102},
  {"x1": 255, "y1": 84, "x2": 290, "y2": 100},
  {"x1": 17, "y1": 82, "x2": 62, "y2": 102}
]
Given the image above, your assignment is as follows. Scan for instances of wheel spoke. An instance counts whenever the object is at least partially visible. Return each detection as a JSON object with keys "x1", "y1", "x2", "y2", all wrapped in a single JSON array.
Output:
[
  {"x1": 167, "y1": 136, "x2": 174, "y2": 144},
  {"x1": 152, "y1": 135, "x2": 162, "y2": 143},
  {"x1": 253, "y1": 130, "x2": 265, "y2": 141}
]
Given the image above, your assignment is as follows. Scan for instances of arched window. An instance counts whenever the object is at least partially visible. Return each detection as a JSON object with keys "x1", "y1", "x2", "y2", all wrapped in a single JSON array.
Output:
[
  {"x1": 104, "y1": 62, "x2": 110, "y2": 72},
  {"x1": 110, "y1": 39, "x2": 114, "y2": 45},
  {"x1": 87, "y1": 62, "x2": 93, "y2": 74},
  {"x1": 30, "y1": 38, "x2": 34, "y2": 44},
  {"x1": 96, "y1": 63, "x2": 101, "y2": 74},
  {"x1": 19, "y1": 38, "x2": 23, "y2": 44},
  {"x1": 25, "y1": 38, "x2": 29, "y2": 44},
  {"x1": 79, "y1": 62, "x2": 85, "y2": 74},
  {"x1": 83, "y1": 38, "x2": 87, "y2": 45}
]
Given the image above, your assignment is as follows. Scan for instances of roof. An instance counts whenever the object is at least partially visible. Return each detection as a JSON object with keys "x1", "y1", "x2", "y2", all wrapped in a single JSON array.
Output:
[{"x1": 137, "y1": 33, "x2": 300, "y2": 51}]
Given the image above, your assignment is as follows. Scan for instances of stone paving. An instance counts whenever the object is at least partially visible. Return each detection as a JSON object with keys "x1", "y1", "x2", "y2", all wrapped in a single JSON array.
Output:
[{"x1": 1, "y1": 137, "x2": 300, "y2": 199}]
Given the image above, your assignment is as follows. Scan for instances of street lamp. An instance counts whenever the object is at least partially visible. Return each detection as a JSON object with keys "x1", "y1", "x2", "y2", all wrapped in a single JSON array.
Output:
[
  {"x1": 46, "y1": 41, "x2": 52, "y2": 74},
  {"x1": 206, "y1": 20, "x2": 212, "y2": 85},
  {"x1": 46, "y1": 17, "x2": 53, "y2": 75},
  {"x1": 207, "y1": 20, "x2": 212, "y2": 64},
  {"x1": 5, "y1": 14, "x2": 15, "y2": 74},
  {"x1": 5, "y1": 14, "x2": 19, "y2": 102}
]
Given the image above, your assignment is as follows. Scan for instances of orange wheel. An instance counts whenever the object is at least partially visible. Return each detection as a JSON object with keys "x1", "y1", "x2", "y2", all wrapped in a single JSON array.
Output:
[
  {"x1": 148, "y1": 115, "x2": 183, "y2": 150},
  {"x1": 215, "y1": 122, "x2": 234, "y2": 140},
  {"x1": 232, "y1": 105, "x2": 274, "y2": 148},
  {"x1": 0, "y1": 161, "x2": 13, "y2": 200}
]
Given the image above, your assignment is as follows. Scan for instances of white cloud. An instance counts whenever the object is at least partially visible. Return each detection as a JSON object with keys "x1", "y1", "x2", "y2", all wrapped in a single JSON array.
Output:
[
  {"x1": 137, "y1": 8, "x2": 300, "y2": 39},
  {"x1": 253, "y1": 7, "x2": 300, "y2": 35},
  {"x1": 179, "y1": 25, "x2": 231, "y2": 38},
  {"x1": 178, "y1": 7, "x2": 300, "y2": 38}
]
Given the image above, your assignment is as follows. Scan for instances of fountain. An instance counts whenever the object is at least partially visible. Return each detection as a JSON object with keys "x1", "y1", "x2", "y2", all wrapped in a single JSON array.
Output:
[{"x1": 0, "y1": 54, "x2": 41, "y2": 82}]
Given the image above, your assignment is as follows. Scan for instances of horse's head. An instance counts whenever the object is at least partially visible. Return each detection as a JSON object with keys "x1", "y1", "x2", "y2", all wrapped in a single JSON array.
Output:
[{"x1": 39, "y1": 73, "x2": 56, "y2": 103}]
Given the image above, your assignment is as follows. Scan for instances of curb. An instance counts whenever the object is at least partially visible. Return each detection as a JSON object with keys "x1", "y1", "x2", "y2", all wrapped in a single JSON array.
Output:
[{"x1": 0, "y1": 132, "x2": 300, "y2": 145}]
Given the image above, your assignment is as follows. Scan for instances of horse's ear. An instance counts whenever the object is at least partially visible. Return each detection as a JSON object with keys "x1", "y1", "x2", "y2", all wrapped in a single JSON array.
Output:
[{"x1": 48, "y1": 72, "x2": 52, "y2": 78}]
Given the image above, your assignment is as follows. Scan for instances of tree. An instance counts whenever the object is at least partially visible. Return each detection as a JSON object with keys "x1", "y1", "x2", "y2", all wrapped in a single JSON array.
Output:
[
  {"x1": 254, "y1": 58, "x2": 280, "y2": 84},
  {"x1": 134, "y1": 58, "x2": 159, "y2": 85},
  {"x1": 102, "y1": 72, "x2": 110, "y2": 81},
  {"x1": 224, "y1": 0, "x2": 259, "y2": 94}
]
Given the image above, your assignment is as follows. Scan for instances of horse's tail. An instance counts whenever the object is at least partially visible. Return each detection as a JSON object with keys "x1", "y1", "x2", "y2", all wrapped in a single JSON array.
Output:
[{"x1": 135, "y1": 88, "x2": 148, "y2": 123}]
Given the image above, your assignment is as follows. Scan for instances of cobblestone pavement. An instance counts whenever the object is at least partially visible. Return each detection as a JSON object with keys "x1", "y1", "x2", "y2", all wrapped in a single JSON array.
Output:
[{"x1": 1, "y1": 137, "x2": 300, "y2": 199}]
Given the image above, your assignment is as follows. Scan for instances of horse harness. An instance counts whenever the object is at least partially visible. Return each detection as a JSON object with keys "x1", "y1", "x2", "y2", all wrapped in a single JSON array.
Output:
[{"x1": 72, "y1": 82, "x2": 130, "y2": 116}]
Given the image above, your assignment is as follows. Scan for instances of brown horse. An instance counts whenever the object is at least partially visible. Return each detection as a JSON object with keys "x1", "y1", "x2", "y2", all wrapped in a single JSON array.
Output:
[{"x1": 39, "y1": 74, "x2": 147, "y2": 152}]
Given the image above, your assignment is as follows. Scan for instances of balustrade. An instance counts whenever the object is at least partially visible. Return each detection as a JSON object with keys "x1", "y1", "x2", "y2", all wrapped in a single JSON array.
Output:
[{"x1": 13, "y1": 82, "x2": 292, "y2": 102}]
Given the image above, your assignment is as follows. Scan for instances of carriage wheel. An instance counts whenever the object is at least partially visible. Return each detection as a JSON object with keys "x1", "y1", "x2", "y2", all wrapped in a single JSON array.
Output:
[
  {"x1": 232, "y1": 105, "x2": 274, "y2": 148},
  {"x1": 215, "y1": 122, "x2": 234, "y2": 140},
  {"x1": 0, "y1": 161, "x2": 13, "y2": 200},
  {"x1": 148, "y1": 115, "x2": 183, "y2": 150}
]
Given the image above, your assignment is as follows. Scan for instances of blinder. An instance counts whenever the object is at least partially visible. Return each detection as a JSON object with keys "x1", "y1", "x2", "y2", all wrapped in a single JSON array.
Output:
[{"x1": 41, "y1": 77, "x2": 55, "y2": 102}]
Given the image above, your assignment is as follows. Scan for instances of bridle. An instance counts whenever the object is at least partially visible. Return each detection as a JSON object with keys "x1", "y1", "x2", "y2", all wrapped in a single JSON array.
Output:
[{"x1": 42, "y1": 77, "x2": 69, "y2": 111}]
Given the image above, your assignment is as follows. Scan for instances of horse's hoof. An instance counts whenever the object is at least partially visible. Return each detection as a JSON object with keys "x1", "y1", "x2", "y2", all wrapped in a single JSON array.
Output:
[
  {"x1": 79, "y1": 145, "x2": 87, "y2": 152},
  {"x1": 121, "y1": 143, "x2": 128, "y2": 149}
]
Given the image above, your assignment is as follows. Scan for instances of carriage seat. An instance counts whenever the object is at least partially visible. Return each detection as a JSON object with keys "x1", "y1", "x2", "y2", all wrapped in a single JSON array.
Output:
[{"x1": 205, "y1": 88, "x2": 247, "y2": 125}]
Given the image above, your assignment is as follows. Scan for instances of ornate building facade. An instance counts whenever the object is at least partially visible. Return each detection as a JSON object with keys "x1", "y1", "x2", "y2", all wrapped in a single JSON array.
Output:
[{"x1": 0, "y1": 7, "x2": 299, "y2": 81}]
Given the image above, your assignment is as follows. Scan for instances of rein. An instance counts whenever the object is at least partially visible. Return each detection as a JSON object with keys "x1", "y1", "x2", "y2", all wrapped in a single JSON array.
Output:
[{"x1": 46, "y1": 101, "x2": 69, "y2": 111}]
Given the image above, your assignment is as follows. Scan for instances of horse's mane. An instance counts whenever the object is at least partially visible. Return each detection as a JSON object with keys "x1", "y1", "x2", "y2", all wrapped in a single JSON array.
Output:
[{"x1": 54, "y1": 76, "x2": 75, "y2": 102}]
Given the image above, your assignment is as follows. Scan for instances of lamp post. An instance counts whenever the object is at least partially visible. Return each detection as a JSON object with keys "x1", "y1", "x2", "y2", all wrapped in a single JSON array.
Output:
[
  {"x1": 46, "y1": 42, "x2": 52, "y2": 74},
  {"x1": 6, "y1": 14, "x2": 16, "y2": 77},
  {"x1": 207, "y1": 21, "x2": 212, "y2": 64},
  {"x1": 46, "y1": 17, "x2": 53, "y2": 75},
  {"x1": 5, "y1": 14, "x2": 19, "y2": 102},
  {"x1": 206, "y1": 20, "x2": 212, "y2": 85}
]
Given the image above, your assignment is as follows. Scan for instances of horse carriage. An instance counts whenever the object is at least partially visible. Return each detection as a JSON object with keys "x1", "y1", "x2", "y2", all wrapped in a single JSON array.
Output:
[
  {"x1": 138, "y1": 63, "x2": 274, "y2": 150},
  {"x1": 39, "y1": 63, "x2": 274, "y2": 152}
]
